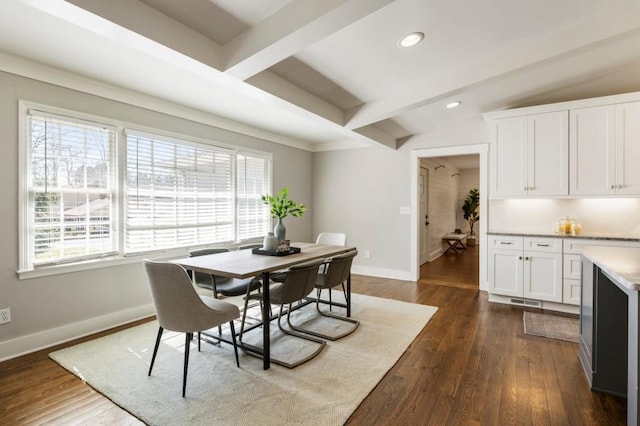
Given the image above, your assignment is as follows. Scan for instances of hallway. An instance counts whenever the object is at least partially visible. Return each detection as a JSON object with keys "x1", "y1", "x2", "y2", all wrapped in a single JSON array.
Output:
[{"x1": 420, "y1": 244, "x2": 479, "y2": 290}]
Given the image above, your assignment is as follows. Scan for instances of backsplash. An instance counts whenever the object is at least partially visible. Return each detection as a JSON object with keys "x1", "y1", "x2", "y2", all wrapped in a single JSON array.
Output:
[{"x1": 490, "y1": 198, "x2": 640, "y2": 236}]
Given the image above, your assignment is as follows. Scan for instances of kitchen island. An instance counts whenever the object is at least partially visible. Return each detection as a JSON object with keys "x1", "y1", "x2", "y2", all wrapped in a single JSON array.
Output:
[{"x1": 580, "y1": 246, "x2": 640, "y2": 426}]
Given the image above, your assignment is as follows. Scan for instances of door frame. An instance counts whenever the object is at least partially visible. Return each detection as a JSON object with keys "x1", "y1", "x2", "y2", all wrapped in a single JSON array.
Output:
[
  {"x1": 419, "y1": 166, "x2": 429, "y2": 265},
  {"x1": 410, "y1": 144, "x2": 489, "y2": 290}
]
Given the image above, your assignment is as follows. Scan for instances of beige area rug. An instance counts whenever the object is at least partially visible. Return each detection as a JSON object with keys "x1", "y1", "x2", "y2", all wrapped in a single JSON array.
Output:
[
  {"x1": 523, "y1": 311, "x2": 579, "y2": 343},
  {"x1": 49, "y1": 293, "x2": 438, "y2": 425}
]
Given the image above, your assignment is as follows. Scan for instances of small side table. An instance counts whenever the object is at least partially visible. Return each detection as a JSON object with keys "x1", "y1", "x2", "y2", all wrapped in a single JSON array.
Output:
[{"x1": 442, "y1": 233, "x2": 467, "y2": 254}]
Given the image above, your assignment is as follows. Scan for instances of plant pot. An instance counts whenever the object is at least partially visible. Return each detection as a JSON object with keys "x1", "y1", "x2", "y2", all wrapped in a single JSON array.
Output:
[{"x1": 467, "y1": 236, "x2": 476, "y2": 246}]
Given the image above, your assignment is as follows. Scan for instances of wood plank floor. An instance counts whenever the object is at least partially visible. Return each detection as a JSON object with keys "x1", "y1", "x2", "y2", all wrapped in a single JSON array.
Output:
[{"x1": 0, "y1": 250, "x2": 626, "y2": 425}]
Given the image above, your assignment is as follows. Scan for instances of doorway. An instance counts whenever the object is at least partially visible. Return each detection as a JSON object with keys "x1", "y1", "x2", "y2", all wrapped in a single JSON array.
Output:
[{"x1": 410, "y1": 144, "x2": 489, "y2": 291}]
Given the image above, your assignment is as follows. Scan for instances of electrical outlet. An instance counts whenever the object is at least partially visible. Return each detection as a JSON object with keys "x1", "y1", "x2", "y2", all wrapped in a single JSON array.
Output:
[
  {"x1": 364, "y1": 250, "x2": 371, "y2": 258},
  {"x1": 0, "y1": 307, "x2": 10, "y2": 324}
]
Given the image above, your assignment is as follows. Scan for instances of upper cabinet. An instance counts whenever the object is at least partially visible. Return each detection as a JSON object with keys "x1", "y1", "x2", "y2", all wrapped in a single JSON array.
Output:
[
  {"x1": 570, "y1": 101, "x2": 640, "y2": 196},
  {"x1": 491, "y1": 111, "x2": 568, "y2": 197}
]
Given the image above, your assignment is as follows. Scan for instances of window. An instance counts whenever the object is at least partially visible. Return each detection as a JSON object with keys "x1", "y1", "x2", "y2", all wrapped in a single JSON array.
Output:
[
  {"x1": 125, "y1": 132, "x2": 235, "y2": 253},
  {"x1": 20, "y1": 104, "x2": 272, "y2": 273},
  {"x1": 25, "y1": 111, "x2": 117, "y2": 266}
]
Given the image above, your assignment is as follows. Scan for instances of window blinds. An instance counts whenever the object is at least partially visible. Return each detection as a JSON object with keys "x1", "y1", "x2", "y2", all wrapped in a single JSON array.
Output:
[
  {"x1": 28, "y1": 113, "x2": 117, "y2": 265},
  {"x1": 125, "y1": 132, "x2": 235, "y2": 253},
  {"x1": 236, "y1": 153, "x2": 270, "y2": 240}
]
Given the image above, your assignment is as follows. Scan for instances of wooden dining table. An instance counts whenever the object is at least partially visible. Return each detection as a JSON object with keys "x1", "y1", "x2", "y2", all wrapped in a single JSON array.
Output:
[{"x1": 170, "y1": 242, "x2": 357, "y2": 370}]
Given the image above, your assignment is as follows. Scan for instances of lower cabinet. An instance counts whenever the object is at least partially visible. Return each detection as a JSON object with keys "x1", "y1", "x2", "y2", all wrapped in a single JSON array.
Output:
[{"x1": 489, "y1": 236, "x2": 563, "y2": 302}]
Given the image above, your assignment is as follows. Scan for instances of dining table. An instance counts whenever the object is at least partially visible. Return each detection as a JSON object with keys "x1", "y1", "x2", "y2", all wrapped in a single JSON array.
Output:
[{"x1": 170, "y1": 242, "x2": 357, "y2": 370}]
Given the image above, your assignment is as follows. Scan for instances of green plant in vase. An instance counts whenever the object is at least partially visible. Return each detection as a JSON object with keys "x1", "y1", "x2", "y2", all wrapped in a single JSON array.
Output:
[
  {"x1": 261, "y1": 187, "x2": 306, "y2": 241},
  {"x1": 461, "y1": 188, "x2": 479, "y2": 241}
]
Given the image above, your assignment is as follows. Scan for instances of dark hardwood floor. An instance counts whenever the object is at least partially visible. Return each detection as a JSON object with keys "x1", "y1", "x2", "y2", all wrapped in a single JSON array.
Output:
[{"x1": 0, "y1": 249, "x2": 626, "y2": 425}]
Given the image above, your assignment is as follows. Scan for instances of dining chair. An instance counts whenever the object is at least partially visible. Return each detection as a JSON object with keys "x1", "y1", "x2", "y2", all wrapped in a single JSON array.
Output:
[
  {"x1": 189, "y1": 248, "x2": 262, "y2": 298},
  {"x1": 315, "y1": 232, "x2": 347, "y2": 246},
  {"x1": 143, "y1": 260, "x2": 241, "y2": 397},
  {"x1": 239, "y1": 258, "x2": 326, "y2": 368},
  {"x1": 270, "y1": 232, "x2": 347, "y2": 283},
  {"x1": 288, "y1": 250, "x2": 359, "y2": 340}
]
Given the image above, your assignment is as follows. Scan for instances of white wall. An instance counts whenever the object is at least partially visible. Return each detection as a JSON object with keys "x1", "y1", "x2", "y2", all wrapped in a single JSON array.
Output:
[
  {"x1": 490, "y1": 198, "x2": 640, "y2": 235},
  {"x1": 0, "y1": 70, "x2": 314, "y2": 360},
  {"x1": 313, "y1": 116, "x2": 490, "y2": 279}
]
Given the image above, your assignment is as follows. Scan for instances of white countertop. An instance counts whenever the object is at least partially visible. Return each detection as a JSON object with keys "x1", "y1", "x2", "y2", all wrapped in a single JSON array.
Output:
[{"x1": 581, "y1": 246, "x2": 640, "y2": 291}]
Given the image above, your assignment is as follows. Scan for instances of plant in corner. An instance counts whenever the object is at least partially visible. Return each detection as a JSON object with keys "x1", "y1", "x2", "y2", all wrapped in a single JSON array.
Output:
[
  {"x1": 461, "y1": 188, "x2": 479, "y2": 240},
  {"x1": 261, "y1": 187, "x2": 306, "y2": 241}
]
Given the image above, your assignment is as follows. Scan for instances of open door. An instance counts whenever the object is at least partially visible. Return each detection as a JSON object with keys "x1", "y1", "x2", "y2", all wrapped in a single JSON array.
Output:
[{"x1": 419, "y1": 167, "x2": 429, "y2": 265}]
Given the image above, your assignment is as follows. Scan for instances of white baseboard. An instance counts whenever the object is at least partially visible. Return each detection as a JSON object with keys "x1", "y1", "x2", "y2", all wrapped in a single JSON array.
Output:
[
  {"x1": 351, "y1": 265, "x2": 412, "y2": 281},
  {"x1": 0, "y1": 304, "x2": 155, "y2": 362},
  {"x1": 488, "y1": 293, "x2": 579, "y2": 315}
]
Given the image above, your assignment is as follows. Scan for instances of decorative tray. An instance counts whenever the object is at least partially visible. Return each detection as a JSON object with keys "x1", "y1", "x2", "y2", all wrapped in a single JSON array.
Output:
[{"x1": 252, "y1": 247, "x2": 301, "y2": 256}]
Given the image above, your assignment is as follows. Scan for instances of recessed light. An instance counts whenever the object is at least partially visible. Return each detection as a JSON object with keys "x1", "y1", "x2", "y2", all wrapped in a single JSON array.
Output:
[
  {"x1": 399, "y1": 32, "x2": 424, "y2": 48},
  {"x1": 446, "y1": 101, "x2": 461, "y2": 109}
]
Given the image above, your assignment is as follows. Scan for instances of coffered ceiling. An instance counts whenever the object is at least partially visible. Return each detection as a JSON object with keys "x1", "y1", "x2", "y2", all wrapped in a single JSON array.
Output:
[{"x1": 2, "y1": 0, "x2": 640, "y2": 151}]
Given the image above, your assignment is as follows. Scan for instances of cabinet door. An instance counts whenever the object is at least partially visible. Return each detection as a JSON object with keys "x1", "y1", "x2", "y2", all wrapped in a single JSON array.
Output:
[
  {"x1": 570, "y1": 105, "x2": 616, "y2": 195},
  {"x1": 563, "y1": 278, "x2": 581, "y2": 305},
  {"x1": 488, "y1": 248, "x2": 523, "y2": 297},
  {"x1": 524, "y1": 251, "x2": 562, "y2": 302},
  {"x1": 491, "y1": 116, "x2": 527, "y2": 197},
  {"x1": 616, "y1": 101, "x2": 640, "y2": 195},
  {"x1": 527, "y1": 111, "x2": 568, "y2": 196}
]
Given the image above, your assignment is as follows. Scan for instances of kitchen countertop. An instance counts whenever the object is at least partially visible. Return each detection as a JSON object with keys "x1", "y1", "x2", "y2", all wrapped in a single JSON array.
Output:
[
  {"x1": 488, "y1": 230, "x2": 640, "y2": 242},
  {"x1": 581, "y1": 246, "x2": 640, "y2": 291}
]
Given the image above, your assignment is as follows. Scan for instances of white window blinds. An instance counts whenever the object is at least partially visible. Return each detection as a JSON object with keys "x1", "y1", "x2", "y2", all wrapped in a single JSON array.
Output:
[
  {"x1": 236, "y1": 153, "x2": 270, "y2": 240},
  {"x1": 27, "y1": 112, "x2": 117, "y2": 265},
  {"x1": 125, "y1": 132, "x2": 235, "y2": 253}
]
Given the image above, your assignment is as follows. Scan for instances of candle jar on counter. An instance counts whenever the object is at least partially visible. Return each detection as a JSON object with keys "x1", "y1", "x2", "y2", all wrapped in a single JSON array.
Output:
[{"x1": 555, "y1": 221, "x2": 565, "y2": 235}]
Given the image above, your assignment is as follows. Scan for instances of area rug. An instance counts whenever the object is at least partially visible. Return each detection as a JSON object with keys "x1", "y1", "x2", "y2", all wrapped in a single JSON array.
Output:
[
  {"x1": 49, "y1": 293, "x2": 438, "y2": 425},
  {"x1": 523, "y1": 311, "x2": 579, "y2": 343}
]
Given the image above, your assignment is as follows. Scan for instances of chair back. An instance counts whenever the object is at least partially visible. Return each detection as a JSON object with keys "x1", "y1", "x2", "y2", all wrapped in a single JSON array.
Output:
[
  {"x1": 315, "y1": 232, "x2": 347, "y2": 246},
  {"x1": 144, "y1": 260, "x2": 221, "y2": 332},
  {"x1": 277, "y1": 259, "x2": 325, "y2": 305},
  {"x1": 321, "y1": 250, "x2": 358, "y2": 289},
  {"x1": 189, "y1": 248, "x2": 231, "y2": 285}
]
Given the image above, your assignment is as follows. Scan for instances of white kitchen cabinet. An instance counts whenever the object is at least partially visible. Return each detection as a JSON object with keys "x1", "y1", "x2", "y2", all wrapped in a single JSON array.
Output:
[
  {"x1": 488, "y1": 236, "x2": 563, "y2": 302},
  {"x1": 570, "y1": 101, "x2": 640, "y2": 195},
  {"x1": 491, "y1": 111, "x2": 568, "y2": 197}
]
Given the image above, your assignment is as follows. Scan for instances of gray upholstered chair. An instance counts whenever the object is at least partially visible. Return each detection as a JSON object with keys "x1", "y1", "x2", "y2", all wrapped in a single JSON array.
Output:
[
  {"x1": 144, "y1": 260, "x2": 240, "y2": 397},
  {"x1": 240, "y1": 258, "x2": 326, "y2": 368},
  {"x1": 289, "y1": 250, "x2": 359, "y2": 340},
  {"x1": 189, "y1": 248, "x2": 262, "y2": 298},
  {"x1": 270, "y1": 232, "x2": 347, "y2": 283}
]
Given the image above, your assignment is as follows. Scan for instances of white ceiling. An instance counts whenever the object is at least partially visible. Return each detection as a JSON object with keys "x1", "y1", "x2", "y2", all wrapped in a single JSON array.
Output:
[{"x1": 2, "y1": 0, "x2": 640, "y2": 151}]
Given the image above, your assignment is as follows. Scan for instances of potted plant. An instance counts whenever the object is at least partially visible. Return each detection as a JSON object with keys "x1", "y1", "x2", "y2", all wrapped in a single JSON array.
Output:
[
  {"x1": 461, "y1": 188, "x2": 479, "y2": 246},
  {"x1": 261, "y1": 187, "x2": 306, "y2": 241}
]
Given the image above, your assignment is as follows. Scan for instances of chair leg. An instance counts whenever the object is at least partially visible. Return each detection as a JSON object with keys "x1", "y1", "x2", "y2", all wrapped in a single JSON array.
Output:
[
  {"x1": 229, "y1": 321, "x2": 240, "y2": 367},
  {"x1": 183, "y1": 332, "x2": 192, "y2": 397},
  {"x1": 197, "y1": 332, "x2": 201, "y2": 352},
  {"x1": 148, "y1": 326, "x2": 164, "y2": 376}
]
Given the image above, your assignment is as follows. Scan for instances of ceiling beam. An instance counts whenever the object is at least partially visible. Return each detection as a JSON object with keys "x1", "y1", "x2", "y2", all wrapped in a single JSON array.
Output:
[
  {"x1": 223, "y1": 0, "x2": 396, "y2": 81},
  {"x1": 27, "y1": 0, "x2": 225, "y2": 70}
]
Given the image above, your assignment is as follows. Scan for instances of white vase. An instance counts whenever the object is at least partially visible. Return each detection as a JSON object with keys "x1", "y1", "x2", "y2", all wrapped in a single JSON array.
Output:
[
  {"x1": 263, "y1": 232, "x2": 278, "y2": 251},
  {"x1": 274, "y1": 218, "x2": 286, "y2": 241}
]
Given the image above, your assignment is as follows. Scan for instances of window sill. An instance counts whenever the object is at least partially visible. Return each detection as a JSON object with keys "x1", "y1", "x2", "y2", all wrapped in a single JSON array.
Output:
[{"x1": 17, "y1": 239, "x2": 264, "y2": 280}]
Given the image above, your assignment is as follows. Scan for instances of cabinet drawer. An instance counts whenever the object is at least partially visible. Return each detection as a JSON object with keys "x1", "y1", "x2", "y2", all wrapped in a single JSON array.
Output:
[
  {"x1": 563, "y1": 278, "x2": 580, "y2": 306},
  {"x1": 564, "y1": 238, "x2": 640, "y2": 254},
  {"x1": 524, "y1": 237, "x2": 562, "y2": 252},
  {"x1": 488, "y1": 235, "x2": 522, "y2": 250},
  {"x1": 563, "y1": 254, "x2": 582, "y2": 279}
]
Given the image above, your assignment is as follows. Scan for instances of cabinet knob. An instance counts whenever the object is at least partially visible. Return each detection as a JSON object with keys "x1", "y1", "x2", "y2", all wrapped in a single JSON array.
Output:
[
  {"x1": 525, "y1": 256, "x2": 530, "y2": 260},
  {"x1": 519, "y1": 256, "x2": 523, "y2": 260},
  {"x1": 610, "y1": 184, "x2": 615, "y2": 189}
]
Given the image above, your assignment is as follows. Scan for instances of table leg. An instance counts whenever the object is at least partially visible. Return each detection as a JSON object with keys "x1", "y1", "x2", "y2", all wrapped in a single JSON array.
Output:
[{"x1": 262, "y1": 271, "x2": 271, "y2": 370}]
